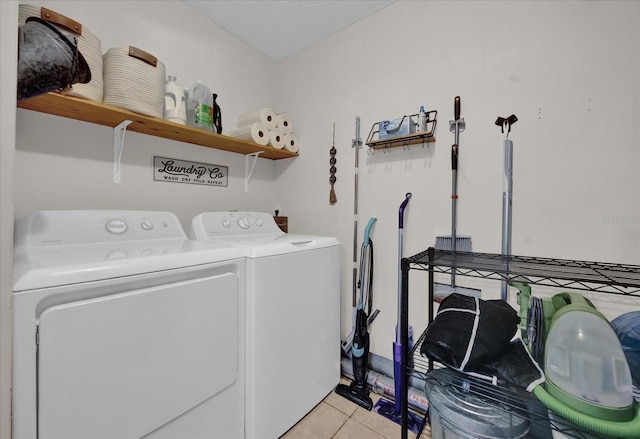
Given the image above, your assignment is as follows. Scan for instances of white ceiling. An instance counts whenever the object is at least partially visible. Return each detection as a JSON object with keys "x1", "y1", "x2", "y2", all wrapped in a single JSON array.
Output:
[{"x1": 182, "y1": 1, "x2": 395, "y2": 61}]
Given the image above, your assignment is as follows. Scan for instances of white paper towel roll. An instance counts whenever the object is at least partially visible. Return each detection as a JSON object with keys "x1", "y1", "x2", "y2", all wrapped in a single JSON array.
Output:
[
  {"x1": 237, "y1": 107, "x2": 277, "y2": 130},
  {"x1": 269, "y1": 128, "x2": 285, "y2": 149},
  {"x1": 230, "y1": 123, "x2": 269, "y2": 146},
  {"x1": 276, "y1": 113, "x2": 293, "y2": 134},
  {"x1": 283, "y1": 132, "x2": 299, "y2": 153}
]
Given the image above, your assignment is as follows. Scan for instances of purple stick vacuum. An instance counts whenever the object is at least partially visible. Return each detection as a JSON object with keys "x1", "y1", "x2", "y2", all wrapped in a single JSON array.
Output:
[{"x1": 373, "y1": 193, "x2": 422, "y2": 433}]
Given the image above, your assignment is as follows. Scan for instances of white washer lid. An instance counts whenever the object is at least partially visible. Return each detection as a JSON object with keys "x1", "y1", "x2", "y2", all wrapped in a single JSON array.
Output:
[
  {"x1": 190, "y1": 211, "x2": 339, "y2": 257},
  {"x1": 234, "y1": 233, "x2": 339, "y2": 257}
]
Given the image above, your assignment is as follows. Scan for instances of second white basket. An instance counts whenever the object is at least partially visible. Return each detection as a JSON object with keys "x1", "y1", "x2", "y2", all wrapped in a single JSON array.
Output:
[{"x1": 102, "y1": 45, "x2": 165, "y2": 118}]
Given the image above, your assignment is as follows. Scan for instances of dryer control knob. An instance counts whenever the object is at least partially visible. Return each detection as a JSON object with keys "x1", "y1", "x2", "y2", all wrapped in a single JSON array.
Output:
[
  {"x1": 255, "y1": 219, "x2": 263, "y2": 227},
  {"x1": 222, "y1": 220, "x2": 231, "y2": 228},
  {"x1": 140, "y1": 220, "x2": 153, "y2": 231},
  {"x1": 238, "y1": 218, "x2": 250, "y2": 229},
  {"x1": 106, "y1": 219, "x2": 127, "y2": 234}
]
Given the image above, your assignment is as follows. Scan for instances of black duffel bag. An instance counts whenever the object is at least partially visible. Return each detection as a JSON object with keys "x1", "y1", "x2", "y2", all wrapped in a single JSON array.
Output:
[{"x1": 421, "y1": 293, "x2": 519, "y2": 371}]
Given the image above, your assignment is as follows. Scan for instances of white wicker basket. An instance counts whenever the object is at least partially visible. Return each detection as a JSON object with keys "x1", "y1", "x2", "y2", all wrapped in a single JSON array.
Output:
[
  {"x1": 102, "y1": 45, "x2": 165, "y2": 118},
  {"x1": 18, "y1": 5, "x2": 103, "y2": 102}
]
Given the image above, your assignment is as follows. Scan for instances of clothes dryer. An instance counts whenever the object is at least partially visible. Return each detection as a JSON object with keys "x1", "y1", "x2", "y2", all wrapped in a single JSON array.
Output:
[
  {"x1": 190, "y1": 211, "x2": 340, "y2": 439},
  {"x1": 13, "y1": 210, "x2": 245, "y2": 439}
]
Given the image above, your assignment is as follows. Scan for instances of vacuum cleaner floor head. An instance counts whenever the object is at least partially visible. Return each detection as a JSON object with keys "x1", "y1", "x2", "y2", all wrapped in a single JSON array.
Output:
[{"x1": 334, "y1": 382, "x2": 373, "y2": 411}]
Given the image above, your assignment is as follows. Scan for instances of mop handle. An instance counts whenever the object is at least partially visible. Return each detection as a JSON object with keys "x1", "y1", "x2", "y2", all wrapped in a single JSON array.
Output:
[
  {"x1": 451, "y1": 96, "x2": 462, "y2": 288},
  {"x1": 363, "y1": 217, "x2": 377, "y2": 248},
  {"x1": 501, "y1": 137, "x2": 513, "y2": 301},
  {"x1": 397, "y1": 194, "x2": 411, "y2": 344},
  {"x1": 352, "y1": 116, "x2": 361, "y2": 308},
  {"x1": 398, "y1": 193, "x2": 412, "y2": 229},
  {"x1": 496, "y1": 115, "x2": 518, "y2": 301},
  {"x1": 451, "y1": 145, "x2": 458, "y2": 171}
]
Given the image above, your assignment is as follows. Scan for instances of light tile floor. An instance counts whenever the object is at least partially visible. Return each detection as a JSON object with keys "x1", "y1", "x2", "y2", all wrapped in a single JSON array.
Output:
[{"x1": 281, "y1": 378, "x2": 431, "y2": 439}]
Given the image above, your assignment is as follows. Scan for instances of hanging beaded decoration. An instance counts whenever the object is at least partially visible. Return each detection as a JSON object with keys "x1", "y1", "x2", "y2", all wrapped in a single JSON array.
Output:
[{"x1": 329, "y1": 124, "x2": 337, "y2": 204}]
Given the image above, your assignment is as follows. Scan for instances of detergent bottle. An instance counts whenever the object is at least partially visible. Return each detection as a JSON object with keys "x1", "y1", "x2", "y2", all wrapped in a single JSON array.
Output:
[
  {"x1": 417, "y1": 105, "x2": 427, "y2": 133},
  {"x1": 186, "y1": 81, "x2": 214, "y2": 131},
  {"x1": 163, "y1": 76, "x2": 186, "y2": 125}
]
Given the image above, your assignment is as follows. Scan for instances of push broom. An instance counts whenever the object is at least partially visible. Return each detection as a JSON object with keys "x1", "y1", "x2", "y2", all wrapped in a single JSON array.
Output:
[{"x1": 435, "y1": 96, "x2": 480, "y2": 299}]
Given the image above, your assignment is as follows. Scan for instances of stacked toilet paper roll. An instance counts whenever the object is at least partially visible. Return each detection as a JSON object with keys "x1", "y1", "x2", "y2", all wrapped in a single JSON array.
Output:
[
  {"x1": 283, "y1": 132, "x2": 299, "y2": 153},
  {"x1": 237, "y1": 107, "x2": 277, "y2": 130},
  {"x1": 269, "y1": 128, "x2": 285, "y2": 149},
  {"x1": 229, "y1": 123, "x2": 270, "y2": 146},
  {"x1": 276, "y1": 113, "x2": 293, "y2": 134},
  {"x1": 230, "y1": 107, "x2": 298, "y2": 152}
]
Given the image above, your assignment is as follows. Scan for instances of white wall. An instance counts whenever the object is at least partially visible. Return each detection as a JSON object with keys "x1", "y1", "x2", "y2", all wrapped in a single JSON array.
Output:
[
  {"x1": 274, "y1": 0, "x2": 640, "y2": 357},
  {"x1": 14, "y1": 0, "x2": 285, "y2": 228},
  {"x1": 5, "y1": 0, "x2": 640, "y2": 400},
  {"x1": 1, "y1": 1, "x2": 18, "y2": 435}
]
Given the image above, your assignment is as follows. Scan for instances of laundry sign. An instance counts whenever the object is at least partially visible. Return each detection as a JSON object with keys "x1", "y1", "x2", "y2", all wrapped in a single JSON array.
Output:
[{"x1": 153, "y1": 156, "x2": 228, "y2": 187}]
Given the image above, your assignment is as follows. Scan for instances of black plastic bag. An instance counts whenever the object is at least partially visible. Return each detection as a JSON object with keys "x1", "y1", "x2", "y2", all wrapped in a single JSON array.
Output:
[
  {"x1": 421, "y1": 293, "x2": 519, "y2": 371},
  {"x1": 476, "y1": 338, "x2": 545, "y2": 391},
  {"x1": 17, "y1": 16, "x2": 91, "y2": 101}
]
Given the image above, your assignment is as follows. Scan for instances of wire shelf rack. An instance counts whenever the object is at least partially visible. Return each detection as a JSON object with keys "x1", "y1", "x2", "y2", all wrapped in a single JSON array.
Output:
[
  {"x1": 399, "y1": 247, "x2": 640, "y2": 439},
  {"x1": 407, "y1": 248, "x2": 640, "y2": 297}
]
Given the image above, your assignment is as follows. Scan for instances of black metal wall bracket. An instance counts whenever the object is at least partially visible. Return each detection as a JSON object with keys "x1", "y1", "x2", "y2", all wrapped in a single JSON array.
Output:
[{"x1": 495, "y1": 114, "x2": 518, "y2": 133}]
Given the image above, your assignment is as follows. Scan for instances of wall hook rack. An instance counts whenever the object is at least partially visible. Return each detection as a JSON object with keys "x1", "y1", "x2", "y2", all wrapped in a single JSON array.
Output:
[
  {"x1": 113, "y1": 119, "x2": 132, "y2": 184},
  {"x1": 365, "y1": 110, "x2": 437, "y2": 152},
  {"x1": 245, "y1": 151, "x2": 264, "y2": 192}
]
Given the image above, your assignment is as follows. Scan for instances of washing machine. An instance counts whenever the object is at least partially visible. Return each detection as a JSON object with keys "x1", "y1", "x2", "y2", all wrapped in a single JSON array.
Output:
[
  {"x1": 12, "y1": 210, "x2": 246, "y2": 439},
  {"x1": 190, "y1": 211, "x2": 340, "y2": 439}
]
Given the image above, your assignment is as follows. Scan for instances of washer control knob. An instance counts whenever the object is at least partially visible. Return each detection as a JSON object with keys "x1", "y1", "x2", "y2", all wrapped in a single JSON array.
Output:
[
  {"x1": 255, "y1": 219, "x2": 263, "y2": 227},
  {"x1": 106, "y1": 219, "x2": 127, "y2": 234},
  {"x1": 222, "y1": 220, "x2": 231, "y2": 228},
  {"x1": 238, "y1": 218, "x2": 250, "y2": 229},
  {"x1": 140, "y1": 220, "x2": 153, "y2": 231}
]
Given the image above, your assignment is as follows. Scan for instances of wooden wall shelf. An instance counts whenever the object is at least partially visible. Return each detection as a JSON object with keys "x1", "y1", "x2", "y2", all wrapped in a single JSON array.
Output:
[{"x1": 17, "y1": 93, "x2": 298, "y2": 160}]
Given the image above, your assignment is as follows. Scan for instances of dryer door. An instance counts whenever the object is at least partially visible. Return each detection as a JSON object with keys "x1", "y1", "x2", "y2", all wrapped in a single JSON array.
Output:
[{"x1": 37, "y1": 272, "x2": 238, "y2": 439}]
